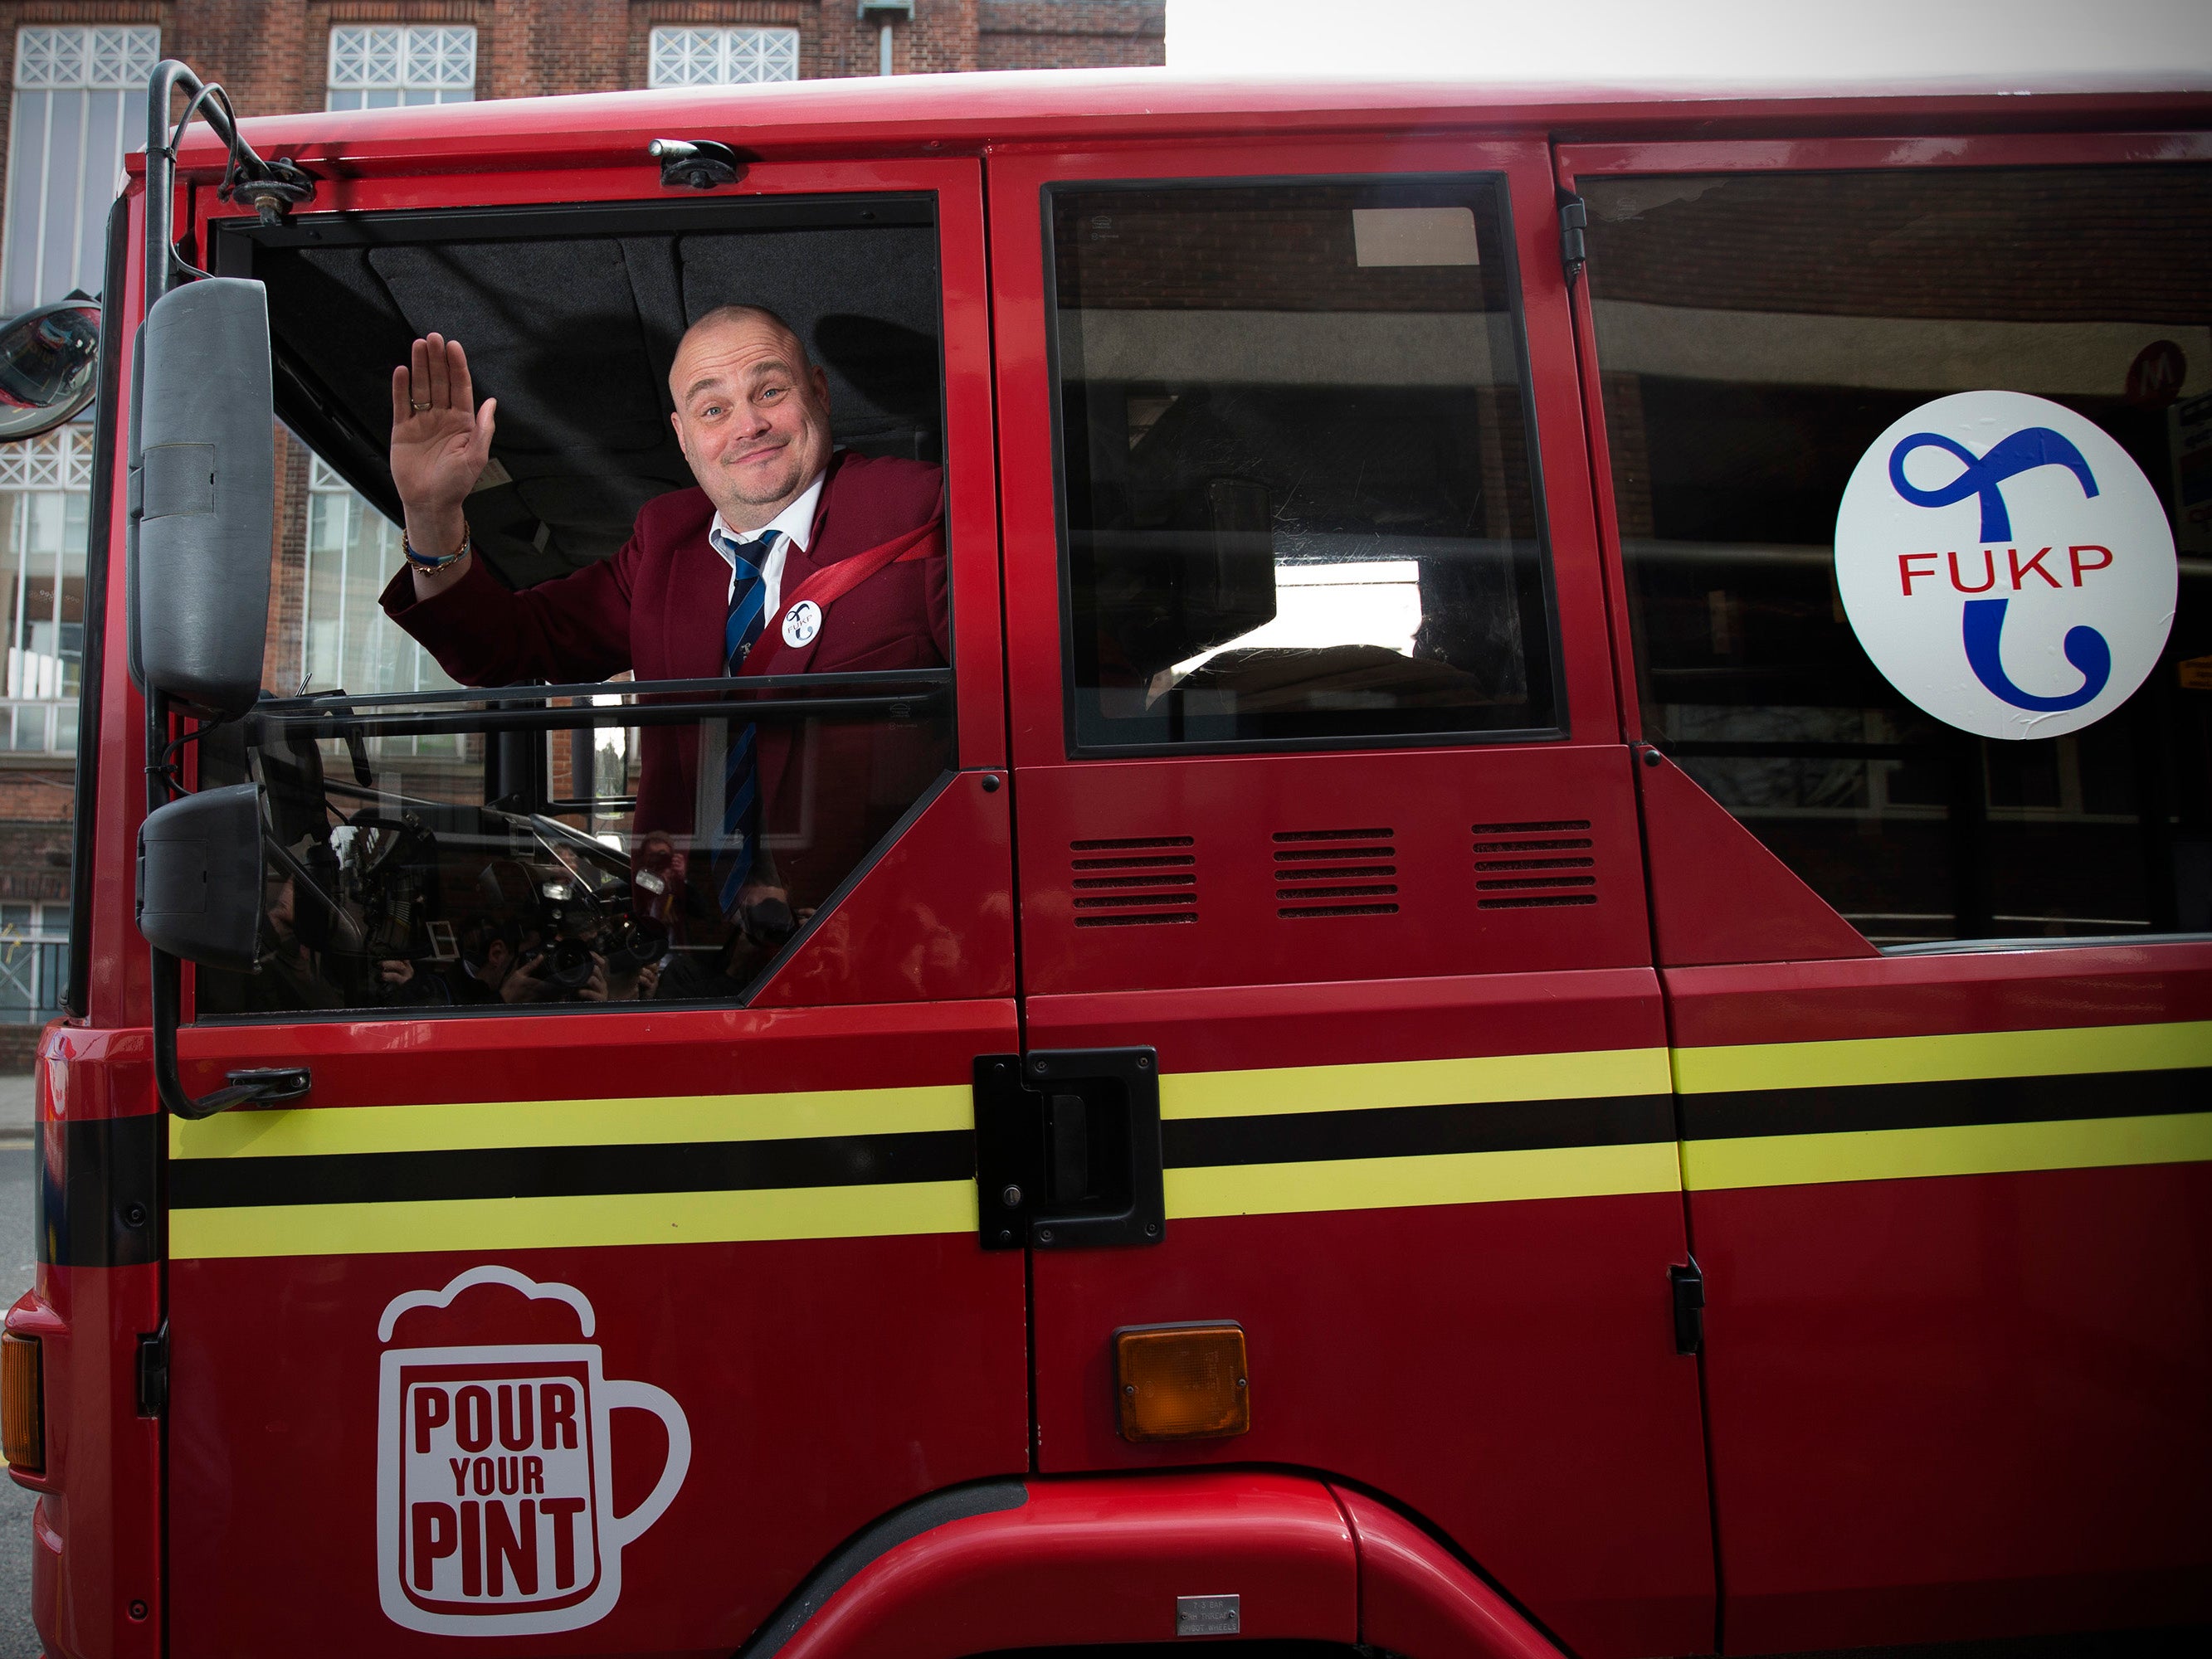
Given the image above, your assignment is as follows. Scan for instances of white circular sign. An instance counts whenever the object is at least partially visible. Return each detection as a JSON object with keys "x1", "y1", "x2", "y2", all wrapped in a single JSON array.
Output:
[
  {"x1": 780, "y1": 599, "x2": 821, "y2": 649},
  {"x1": 1834, "y1": 390, "x2": 2176, "y2": 742}
]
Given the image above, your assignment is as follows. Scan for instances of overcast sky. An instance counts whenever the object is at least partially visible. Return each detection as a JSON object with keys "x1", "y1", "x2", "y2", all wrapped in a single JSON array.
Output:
[{"x1": 1166, "y1": 0, "x2": 2212, "y2": 84}]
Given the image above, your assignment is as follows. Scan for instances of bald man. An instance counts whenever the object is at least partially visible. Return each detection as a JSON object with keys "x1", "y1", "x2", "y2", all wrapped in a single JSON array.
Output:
[{"x1": 379, "y1": 306, "x2": 948, "y2": 943}]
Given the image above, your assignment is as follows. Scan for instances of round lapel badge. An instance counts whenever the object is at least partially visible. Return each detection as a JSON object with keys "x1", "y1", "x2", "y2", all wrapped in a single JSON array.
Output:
[
  {"x1": 781, "y1": 599, "x2": 821, "y2": 649},
  {"x1": 1834, "y1": 389, "x2": 2177, "y2": 742}
]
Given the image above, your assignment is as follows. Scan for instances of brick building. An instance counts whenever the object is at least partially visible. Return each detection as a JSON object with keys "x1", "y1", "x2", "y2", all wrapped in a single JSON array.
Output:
[{"x1": 0, "y1": 0, "x2": 1162, "y2": 1064}]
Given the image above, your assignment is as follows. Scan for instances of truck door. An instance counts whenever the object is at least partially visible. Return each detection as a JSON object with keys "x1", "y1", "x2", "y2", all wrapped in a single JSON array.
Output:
[
  {"x1": 988, "y1": 139, "x2": 1715, "y2": 1659},
  {"x1": 155, "y1": 155, "x2": 1025, "y2": 1657},
  {"x1": 1562, "y1": 135, "x2": 2212, "y2": 1652}
]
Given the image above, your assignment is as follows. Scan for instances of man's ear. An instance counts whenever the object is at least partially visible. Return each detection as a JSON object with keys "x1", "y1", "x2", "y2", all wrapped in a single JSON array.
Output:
[
  {"x1": 669, "y1": 410, "x2": 689, "y2": 459},
  {"x1": 811, "y1": 363, "x2": 831, "y2": 411}
]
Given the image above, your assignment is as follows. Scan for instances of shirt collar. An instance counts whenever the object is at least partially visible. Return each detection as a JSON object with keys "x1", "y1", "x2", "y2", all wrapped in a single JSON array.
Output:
[{"x1": 709, "y1": 469, "x2": 825, "y2": 562}]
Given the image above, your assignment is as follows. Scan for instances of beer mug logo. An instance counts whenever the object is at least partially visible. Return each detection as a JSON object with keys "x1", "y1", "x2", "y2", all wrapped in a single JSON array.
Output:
[{"x1": 375, "y1": 1266, "x2": 690, "y2": 1637}]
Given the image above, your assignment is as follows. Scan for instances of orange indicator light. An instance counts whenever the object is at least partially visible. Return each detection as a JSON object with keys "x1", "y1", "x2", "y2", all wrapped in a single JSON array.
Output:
[
  {"x1": 1114, "y1": 1322, "x2": 1250, "y2": 1443},
  {"x1": 2, "y1": 1332, "x2": 43, "y2": 1475}
]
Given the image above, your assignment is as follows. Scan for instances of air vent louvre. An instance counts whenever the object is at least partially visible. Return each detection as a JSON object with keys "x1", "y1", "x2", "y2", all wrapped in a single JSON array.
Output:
[
  {"x1": 1071, "y1": 836, "x2": 1198, "y2": 927},
  {"x1": 1474, "y1": 818, "x2": 1599, "y2": 910},
  {"x1": 1274, "y1": 826, "x2": 1398, "y2": 920}
]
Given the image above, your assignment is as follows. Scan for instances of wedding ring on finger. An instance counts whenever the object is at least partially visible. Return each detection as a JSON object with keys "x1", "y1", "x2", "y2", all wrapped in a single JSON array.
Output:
[{"x1": 410, "y1": 400, "x2": 431, "y2": 411}]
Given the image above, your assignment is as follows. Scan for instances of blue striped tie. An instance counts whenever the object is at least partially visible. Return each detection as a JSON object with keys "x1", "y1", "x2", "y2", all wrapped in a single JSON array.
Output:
[{"x1": 714, "y1": 530, "x2": 777, "y2": 916}]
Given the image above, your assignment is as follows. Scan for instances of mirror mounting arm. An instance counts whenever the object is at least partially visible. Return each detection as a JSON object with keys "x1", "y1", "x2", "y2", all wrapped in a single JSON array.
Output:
[
  {"x1": 150, "y1": 953, "x2": 312, "y2": 1121},
  {"x1": 145, "y1": 61, "x2": 319, "y2": 309}
]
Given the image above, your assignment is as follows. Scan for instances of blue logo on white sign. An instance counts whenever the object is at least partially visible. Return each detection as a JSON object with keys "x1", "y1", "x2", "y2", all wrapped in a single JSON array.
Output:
[{"x1": 1834, "y1": 391, "x2": 2176, "y2": 742}]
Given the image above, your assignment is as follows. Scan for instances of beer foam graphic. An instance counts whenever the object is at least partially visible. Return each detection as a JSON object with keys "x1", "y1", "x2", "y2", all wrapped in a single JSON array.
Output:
[
  {"x1": 378, "y1": 1263, "x2": 596, "y2": 1342},
  {"x1": 375, "y1": 1265, "x2": 689, "y2": 1638}
]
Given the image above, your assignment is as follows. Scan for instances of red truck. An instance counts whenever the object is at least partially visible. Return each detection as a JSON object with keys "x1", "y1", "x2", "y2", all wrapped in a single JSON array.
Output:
[{"x1": 2, "y1": 58, "x2": 2206, "y2": 1659}]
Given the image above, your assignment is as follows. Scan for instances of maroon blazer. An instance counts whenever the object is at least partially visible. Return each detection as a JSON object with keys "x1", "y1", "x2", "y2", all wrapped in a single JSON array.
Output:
[{"x1": 381, "y1": 451, "x2": 949, "y2": 904}]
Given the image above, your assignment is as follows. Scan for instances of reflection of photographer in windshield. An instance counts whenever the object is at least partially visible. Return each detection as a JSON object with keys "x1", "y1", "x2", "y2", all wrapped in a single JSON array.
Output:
[{"x1": 255, "y1": 873, "x2": 346, "y2": 1013}]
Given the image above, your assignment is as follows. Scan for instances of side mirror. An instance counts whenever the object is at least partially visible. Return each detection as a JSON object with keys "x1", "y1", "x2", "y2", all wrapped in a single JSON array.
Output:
[
  {"x1": 0, "y1": 298, "x2": 100, "y2": 439},
  {"x1": 130, "y1": 278, "x2": 274, "y2": 718},
  {"x1": 136, "y1": 783, "x2": 266, "y2": 971}
]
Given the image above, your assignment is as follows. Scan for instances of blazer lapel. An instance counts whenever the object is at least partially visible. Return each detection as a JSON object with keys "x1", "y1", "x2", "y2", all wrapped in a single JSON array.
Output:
[{"x1": 674, "y1": 533, "x2": 729, "y2": 680}]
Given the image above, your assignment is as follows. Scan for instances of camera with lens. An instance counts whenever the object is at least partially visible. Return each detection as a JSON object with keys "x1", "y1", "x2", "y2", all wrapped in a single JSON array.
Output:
[
  {"x1": 603, "y1": 914, "x2": 669, "y2": 978},
  {"x1": 545, "y1": 935, "x2": 598, "y2": 993}
]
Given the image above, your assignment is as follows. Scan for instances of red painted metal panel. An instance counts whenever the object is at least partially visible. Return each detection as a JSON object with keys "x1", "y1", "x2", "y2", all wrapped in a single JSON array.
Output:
[
  {"x1": 4, "y1": 1028, "x2": 163, "y2": 1659},
  {"x1": 167, "y1": 1233, "x2": 1026, "y2": 1659},
  {"x1": 1635, "y1": 752, "x2": 1878, "y2": 967},
  {"x1": 1334, "y1": 1486, "x2": 1566, "y2": 1659},
  {"x1": 1015, "y1": 746, "x2": 1651, "y2": 995},
  {"x1": 1698, "y1": 1161, "x2": 2212, "y2": 1653},
  {"x1": 1030, "y1": 964, "x2": 1664, "y2": 1070},
  {"x1": 134, "y1": 154, "x2": 1026, "y2": 1659},
  {"x1": 1558, "y1": 119, "x2": 2212, "y2": 1652},
  {"x1": 775, "y1": 1472, "x2": 1357, "y2": 1659},
  {"x1": 158, "y1": 79, "x2": 2212, "y2": 194},
  {"x1": 1667, "y1": 941, "x2": 2212, "y2": 1047},
  {"x1": 175, "y1": 995, "x2": 1016, "y2": 1110},
  {"x1": 1023, "y1": 973, "x2": 1712, "y2": 1659},
  {"x1": 86, "y1": 190, "x2": 151, "y2": 1036},
  {"x1": 995, "y1": 128, "x2": 1710, "y2": 1659},
  {"x1": 751, "y1": 772, "x2": 1014, "y2": 1008},
  {"x1": 1027, "y1": 1200, "x2": 1711, "y2": 1659}
]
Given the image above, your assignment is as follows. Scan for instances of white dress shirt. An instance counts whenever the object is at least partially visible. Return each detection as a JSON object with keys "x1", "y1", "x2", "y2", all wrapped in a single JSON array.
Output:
[{"x1": 706, "y1": 469, "x2": 826, "y2": 623}]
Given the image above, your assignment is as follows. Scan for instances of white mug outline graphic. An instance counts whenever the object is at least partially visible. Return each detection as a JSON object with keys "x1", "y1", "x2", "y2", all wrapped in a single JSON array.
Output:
[{"x1": 375, "y1": 1267, "x2": 691, "y2": 1637}]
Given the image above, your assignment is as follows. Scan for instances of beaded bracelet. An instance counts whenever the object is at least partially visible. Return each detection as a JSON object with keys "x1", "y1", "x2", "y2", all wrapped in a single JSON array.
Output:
[{"x1": 403, "y1": 528, "x2": 470, "y2": 572}]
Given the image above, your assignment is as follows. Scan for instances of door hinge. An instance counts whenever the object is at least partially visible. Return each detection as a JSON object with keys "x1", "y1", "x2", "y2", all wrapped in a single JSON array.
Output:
[
  {"x1": 1669, "y1": 1258, "x2": 1705, "y2": 1356},
  {"x1": 974, "y1": 1048, "x2": 1165, "y2": 1252},
  {"x1": 1560, "y1": 192, "x2": 1589, "y2": 288},
  {"x1": 136, "y1": 1322, "x2": 168, "y2": 1418}
]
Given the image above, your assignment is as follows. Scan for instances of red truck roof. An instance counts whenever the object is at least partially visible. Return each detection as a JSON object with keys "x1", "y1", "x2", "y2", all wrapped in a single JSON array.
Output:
[{"x1": 153, "y1": 65, "x2": 2212, "y2": 180}]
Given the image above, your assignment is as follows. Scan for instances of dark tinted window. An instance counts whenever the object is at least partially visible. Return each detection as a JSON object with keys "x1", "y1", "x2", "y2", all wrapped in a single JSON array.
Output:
[
  {"x1": 1052, "y1": 178, "x2": 1560, "y2": 751},
  {"x1": 1586, "y1": 165, "x2": 2212, "y2": 945}
]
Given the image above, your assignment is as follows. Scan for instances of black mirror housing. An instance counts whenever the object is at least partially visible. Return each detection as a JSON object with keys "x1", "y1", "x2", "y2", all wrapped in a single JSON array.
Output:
[
  {"x1": 136, "y1": 783, "x2": 266, "y2": 971},
  {"x1": 130, "y1": 278, "x2": 274, "y2": 718}
]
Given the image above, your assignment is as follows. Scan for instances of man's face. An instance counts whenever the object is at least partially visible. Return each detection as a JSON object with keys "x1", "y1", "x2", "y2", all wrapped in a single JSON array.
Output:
[{"x1": 669, "y1": 314, "x2": 833, "y2": 533}]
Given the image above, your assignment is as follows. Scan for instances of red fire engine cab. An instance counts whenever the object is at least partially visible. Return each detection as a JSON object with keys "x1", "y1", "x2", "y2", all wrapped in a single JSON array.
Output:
[{"x1": 2, "y1": 58, "x2": 2207, "y2": 1659}]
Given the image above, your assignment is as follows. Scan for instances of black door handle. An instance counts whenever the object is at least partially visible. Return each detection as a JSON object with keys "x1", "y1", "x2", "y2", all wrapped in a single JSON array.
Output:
[{"x1": 973, "y1": 1048, "x2": 1165, "y2": 1251}]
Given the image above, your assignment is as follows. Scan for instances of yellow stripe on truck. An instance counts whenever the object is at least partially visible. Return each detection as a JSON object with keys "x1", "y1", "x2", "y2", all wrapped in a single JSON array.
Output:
[
  {"x1": 1683, "y1": 1111, "x2": 2212, "y2": 1192},
  {"x1": 1672, "y1": 1019, "x2": 2212, "y2": 1096},
  {"x1": 169, "y1": 1178, "x2": 979, "y2": 1261},
  {"x1": 170, "y1": 1082, "x2": 974, "y2": 1161}
]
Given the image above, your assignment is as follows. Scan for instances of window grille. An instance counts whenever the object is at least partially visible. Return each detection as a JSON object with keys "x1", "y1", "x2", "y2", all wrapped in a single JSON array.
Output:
[
  {"x1": 648, "y1": 27, "x2": 800, "y2": 87},
  {"x1": 327, "y1": 25, "x2": 476, "y2": 109},
  {"x1": 0, "y1": 426, "x2": 91, "y2": 755},
  {"x1": 0, "y1": 902, "x2": 67, "y2": 1025},
  {"x1": 2, "y1": 25, "x2": 159, "y2": 314}
]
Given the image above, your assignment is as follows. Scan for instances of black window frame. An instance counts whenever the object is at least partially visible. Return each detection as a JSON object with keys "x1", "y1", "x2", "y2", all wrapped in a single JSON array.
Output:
[{"x1": 1042, "y1": 169, "x2": 1570, "y2": 761}]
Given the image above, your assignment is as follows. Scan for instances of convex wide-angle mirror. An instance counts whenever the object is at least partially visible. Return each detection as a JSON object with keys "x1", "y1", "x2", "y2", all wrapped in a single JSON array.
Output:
[{"x1": 0, "y1": 297, "x2": 100, "y2": 440}]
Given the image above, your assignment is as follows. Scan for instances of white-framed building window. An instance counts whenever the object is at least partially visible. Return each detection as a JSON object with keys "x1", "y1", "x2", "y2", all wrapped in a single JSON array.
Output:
[
  {"x1": 649, "y1": 27, "x2": 800, "y2": 86},
  {"x1": 299, "y1": 458, "x2": 458, "y2": 747},
  {"x1": 3, "y1": 25, "x2": 160, "y2": 315},
  {"x1": 0, "y1": 901, "x2": 68, "y2": 1024},
  {"x1": 327, "y1": 25, "x2": 476, "y2": 109},
  {"x1": 0, "y1": 426, "x2": 90, "y2": 755}
]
